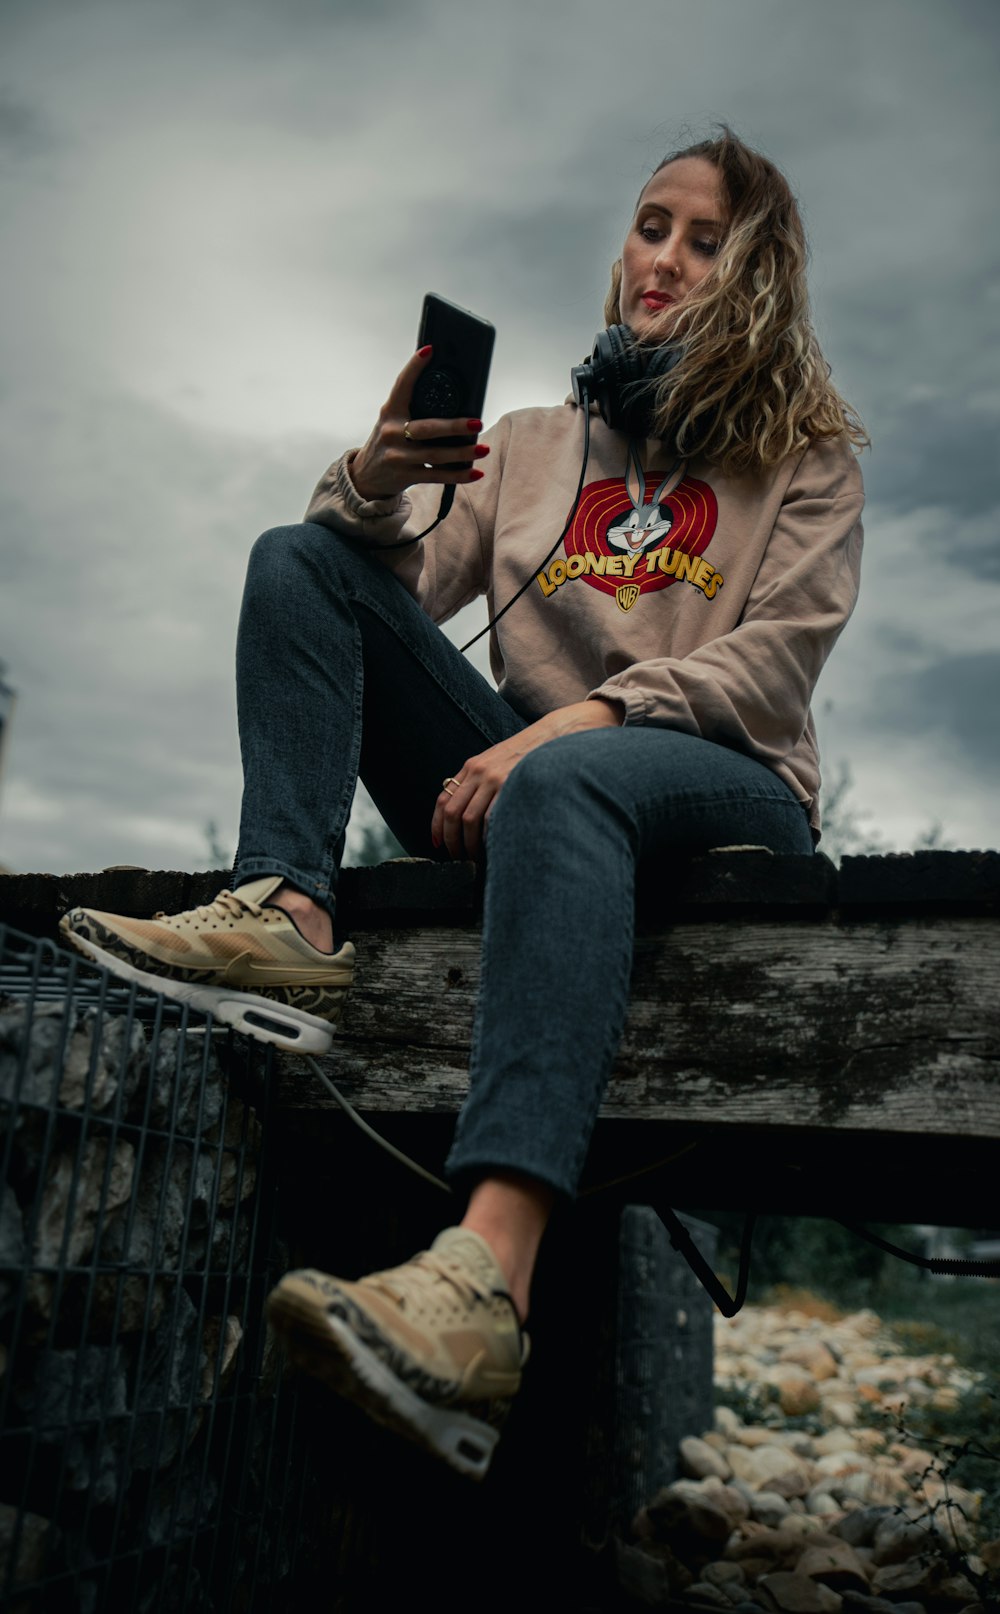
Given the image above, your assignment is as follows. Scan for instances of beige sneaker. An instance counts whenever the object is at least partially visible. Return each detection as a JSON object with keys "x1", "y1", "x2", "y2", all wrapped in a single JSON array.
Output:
[
  {"x1": 59, "y1": 875, "x2": 354, "y2": 1054},
  {"x1": 266, "y1": 1228, "x2": 528, "y2": 1480}
]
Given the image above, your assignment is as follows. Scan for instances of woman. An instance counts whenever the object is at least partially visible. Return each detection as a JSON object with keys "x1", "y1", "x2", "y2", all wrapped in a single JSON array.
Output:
[{"x1": 61, "y1": 131, "x2": 867, "y2": 1481}]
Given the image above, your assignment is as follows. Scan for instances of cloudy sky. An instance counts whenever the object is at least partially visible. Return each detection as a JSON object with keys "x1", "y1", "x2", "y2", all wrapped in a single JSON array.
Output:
[{"x1": 1, "y1": 0, "x2": 997, "y2": 876}]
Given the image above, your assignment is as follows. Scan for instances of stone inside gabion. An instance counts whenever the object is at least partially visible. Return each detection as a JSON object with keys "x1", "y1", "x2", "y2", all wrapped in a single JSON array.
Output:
[{"x1": 1, "y1": 991, "x2": 285, "y2": 1607}]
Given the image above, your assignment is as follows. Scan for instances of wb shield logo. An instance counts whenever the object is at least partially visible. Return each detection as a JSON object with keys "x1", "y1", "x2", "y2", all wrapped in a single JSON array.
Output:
[{"x1": 616, "y1": 583, "x2": 640, "y2": 613}]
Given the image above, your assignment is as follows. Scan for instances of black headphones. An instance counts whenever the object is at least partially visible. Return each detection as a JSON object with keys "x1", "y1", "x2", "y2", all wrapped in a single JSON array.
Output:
[{"x1": 570, "y1": 323, "x2": 683, "y2": 438}]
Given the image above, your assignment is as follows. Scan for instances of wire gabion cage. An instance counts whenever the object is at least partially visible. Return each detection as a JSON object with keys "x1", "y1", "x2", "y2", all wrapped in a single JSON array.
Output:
[{"x1": 0, "y1": 922, "x2": 308, "y2": 1613}]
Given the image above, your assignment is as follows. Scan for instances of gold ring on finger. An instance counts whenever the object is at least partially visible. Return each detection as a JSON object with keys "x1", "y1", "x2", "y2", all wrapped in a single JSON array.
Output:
[
  {"x1": 442, "y1": 776, "x2": 462, "y2": 795},
  {"x1": 403, "y1": 421, "x2": 414, "y2": 441}
]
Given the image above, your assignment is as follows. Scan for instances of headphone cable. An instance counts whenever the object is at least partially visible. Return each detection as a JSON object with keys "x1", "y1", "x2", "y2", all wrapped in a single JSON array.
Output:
[
  {"x1": 459, "y1": 397, "x2": 594, "y2": 652},
  {"x1": 337, "y1": 388, "x2": 595, "y2": 651}
]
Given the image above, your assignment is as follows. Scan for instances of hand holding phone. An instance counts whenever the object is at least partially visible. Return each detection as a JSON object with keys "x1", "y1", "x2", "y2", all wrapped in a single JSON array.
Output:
[
  {"x1": 351, "y1": 296, "x2": 495, "y2": 501},
  {"x1": 409, "y1": 294, "x2": 495, "y2": 468}
]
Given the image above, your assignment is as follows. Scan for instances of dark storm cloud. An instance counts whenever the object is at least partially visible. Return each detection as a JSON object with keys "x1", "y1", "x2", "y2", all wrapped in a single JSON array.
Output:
[
  {"x1": 0, "y1": 96, "x2": 55, "y2": 159},
  {"x1": 873, "y1": 652, "x2": 1000, "y2": 779},
  {"x1": 412, "y1": 199, "x2": 616, "y2": 300},
  {"x1": 865, "y1": 395, "x2": 1000, "y2": 523},
  {"x1": 406, "y1": 196, "x2": 620, "y2": 358},
  {"x1": 940, "y1": 0, "x2": 1000, "y2": 58},
  {"x1": 830, "y1": 264, "x2": 1000, "y2": 395}
]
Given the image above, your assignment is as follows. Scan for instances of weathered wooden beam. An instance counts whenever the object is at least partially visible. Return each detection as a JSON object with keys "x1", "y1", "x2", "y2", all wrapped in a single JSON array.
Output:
[
  {"x1": 5, "y1": 852, "x2": 997, "y2": 1172},
  {"x1": 4, "y1": 847, "x2": 997, "y2": 935},
  {"x1": 264, "y1": 850, "x2": 999, "y2": 1225},
  {"x1": 277, "y1": 916, "x2": 999, "y2": 1139}
]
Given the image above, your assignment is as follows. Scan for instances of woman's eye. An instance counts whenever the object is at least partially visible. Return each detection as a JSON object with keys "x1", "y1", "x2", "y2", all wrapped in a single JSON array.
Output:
[
  {"x1": 695, "y1": 239, "x2": 720, "y2": 257},
  {"x1": 639, "y1": 224, "x2": 662, "y2": 242}
]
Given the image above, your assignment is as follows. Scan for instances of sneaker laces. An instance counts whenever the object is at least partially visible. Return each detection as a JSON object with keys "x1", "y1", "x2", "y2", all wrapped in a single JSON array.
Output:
[
  {"x1": 369, "y1": 1251, "x2": 496, "y2": 1315},
  {"x1": 153, "y1": 889, "x2": 265, "y2": 924}
]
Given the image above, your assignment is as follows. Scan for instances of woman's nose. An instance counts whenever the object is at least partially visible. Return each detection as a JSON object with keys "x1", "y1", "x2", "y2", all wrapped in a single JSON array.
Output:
[{"x1": 653, "y1": 236, "x2": 680, "y2": 278}]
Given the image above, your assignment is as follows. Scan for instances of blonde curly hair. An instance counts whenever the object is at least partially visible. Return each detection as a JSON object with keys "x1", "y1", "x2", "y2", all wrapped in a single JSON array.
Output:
[{"x1": 604, "y1": 128, "x2": 869, "y2": 474}]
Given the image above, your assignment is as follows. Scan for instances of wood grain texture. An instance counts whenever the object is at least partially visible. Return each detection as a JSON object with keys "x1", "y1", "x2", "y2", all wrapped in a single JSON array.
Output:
[{"x1": 276, "y1": 917, "x2": 1000, "y2": 1137}]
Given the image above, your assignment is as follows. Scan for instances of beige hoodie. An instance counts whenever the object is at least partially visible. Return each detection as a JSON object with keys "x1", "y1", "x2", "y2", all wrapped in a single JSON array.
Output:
[{"x1": 304, "y1": 400, "x2": 865, "y2": 838}]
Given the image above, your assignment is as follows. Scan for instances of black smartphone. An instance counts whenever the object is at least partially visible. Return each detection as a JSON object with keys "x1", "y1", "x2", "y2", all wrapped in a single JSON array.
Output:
[{"x1": 409, "y1": 294, "x2": 495, "y2": 467}]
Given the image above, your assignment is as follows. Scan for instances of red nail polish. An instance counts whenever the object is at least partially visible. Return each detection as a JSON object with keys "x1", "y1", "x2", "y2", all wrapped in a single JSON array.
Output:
[
  {"x1": 467, "y1": 418, "x2": 483, "y2": 432},
  {"x1": 469, "y1": 469, "x2": 484, "y2": 480},
  {"x1": 473, "y1": 444, "x2": 490, "y2": 458},
  {"x1": 418, "y1": 344, "x2": 433, "y2": 357}
]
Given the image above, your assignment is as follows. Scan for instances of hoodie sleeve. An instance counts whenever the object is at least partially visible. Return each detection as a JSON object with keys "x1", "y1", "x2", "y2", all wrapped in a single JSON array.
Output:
[
  {"x1": 589, "y1": 436, "x2": 865, "y2": 763},
  {"x1": 303, "y1": 419, "x2": 512, "y2": 625}
]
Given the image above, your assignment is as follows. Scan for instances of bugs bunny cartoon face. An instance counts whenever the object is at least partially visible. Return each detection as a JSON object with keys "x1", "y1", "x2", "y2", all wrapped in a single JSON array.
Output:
[
  {"x1": 605, "y1": 450, "x2": 677, "y2": 555},
  {"x1": 606, "y1": 500, "x2": 674, "y2": 554}
]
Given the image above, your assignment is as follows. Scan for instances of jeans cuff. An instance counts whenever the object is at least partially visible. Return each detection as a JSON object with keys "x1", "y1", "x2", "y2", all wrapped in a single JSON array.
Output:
[{"x1": 445, "y1": 1147, "x2": 576, "y2": 1202}]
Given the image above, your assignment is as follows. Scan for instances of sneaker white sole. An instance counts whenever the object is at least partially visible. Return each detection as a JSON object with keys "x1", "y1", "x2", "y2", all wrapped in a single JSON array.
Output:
[
  {"x1": 268, "y1": 1291, "x2": 500, "y2": 1481},
  {"x1": 61, "y1": 930, "x2": 337, "y2": 1055},
  {"x1": 327, "y1": 1316, "x2": 500, "y2": 1481}
]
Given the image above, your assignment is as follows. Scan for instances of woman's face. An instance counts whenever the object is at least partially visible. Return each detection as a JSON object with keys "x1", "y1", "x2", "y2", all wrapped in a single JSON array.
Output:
[{"x1": 619, "y1": 156, "x2": 727, "y2": 337}]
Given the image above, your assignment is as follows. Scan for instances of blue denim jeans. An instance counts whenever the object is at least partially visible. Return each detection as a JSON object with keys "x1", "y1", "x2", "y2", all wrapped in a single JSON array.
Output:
[{"x1": 235, "y1": 523, "x2": 814, "y2": 1198}]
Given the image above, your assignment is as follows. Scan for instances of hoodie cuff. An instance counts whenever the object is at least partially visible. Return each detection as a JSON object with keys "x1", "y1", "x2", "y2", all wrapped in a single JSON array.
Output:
[
  {"x1": 336, "y1": 451, "x2": 408, "y2": 524},
  {"x1": 589, "y1": 683, "x2": 647, "y2": 726}
]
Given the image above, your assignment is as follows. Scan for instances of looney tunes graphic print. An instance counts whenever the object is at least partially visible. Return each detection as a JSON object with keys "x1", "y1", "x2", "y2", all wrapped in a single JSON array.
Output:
[{"x1": 536, "y1": 446, "x2": 721, "y2": 613}]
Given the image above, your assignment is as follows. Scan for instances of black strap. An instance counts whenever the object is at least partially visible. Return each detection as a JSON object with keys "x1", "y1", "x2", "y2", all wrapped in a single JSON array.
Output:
[
  {"x1": 656, "y1": 1204, "x2": 756, "y2": 1319},
  {"x1": 651, "y1": 1206, "x2": 1000, "y2": 1318},
  {"x1": 834, "y1": 1219, "x2": 1000, "y2": 1279}
]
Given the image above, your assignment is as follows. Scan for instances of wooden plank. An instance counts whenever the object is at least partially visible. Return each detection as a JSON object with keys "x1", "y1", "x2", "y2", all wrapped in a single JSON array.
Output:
[
  {"x1": 839, "y1": 848, "x2": 1000, "y2": 910},
  {"x1": 7, "y1": 849, "x2": 1000, "y2": 942},
  {"x1": 276, "y1": 916, "x2": 1000, "y2": 1138}
]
